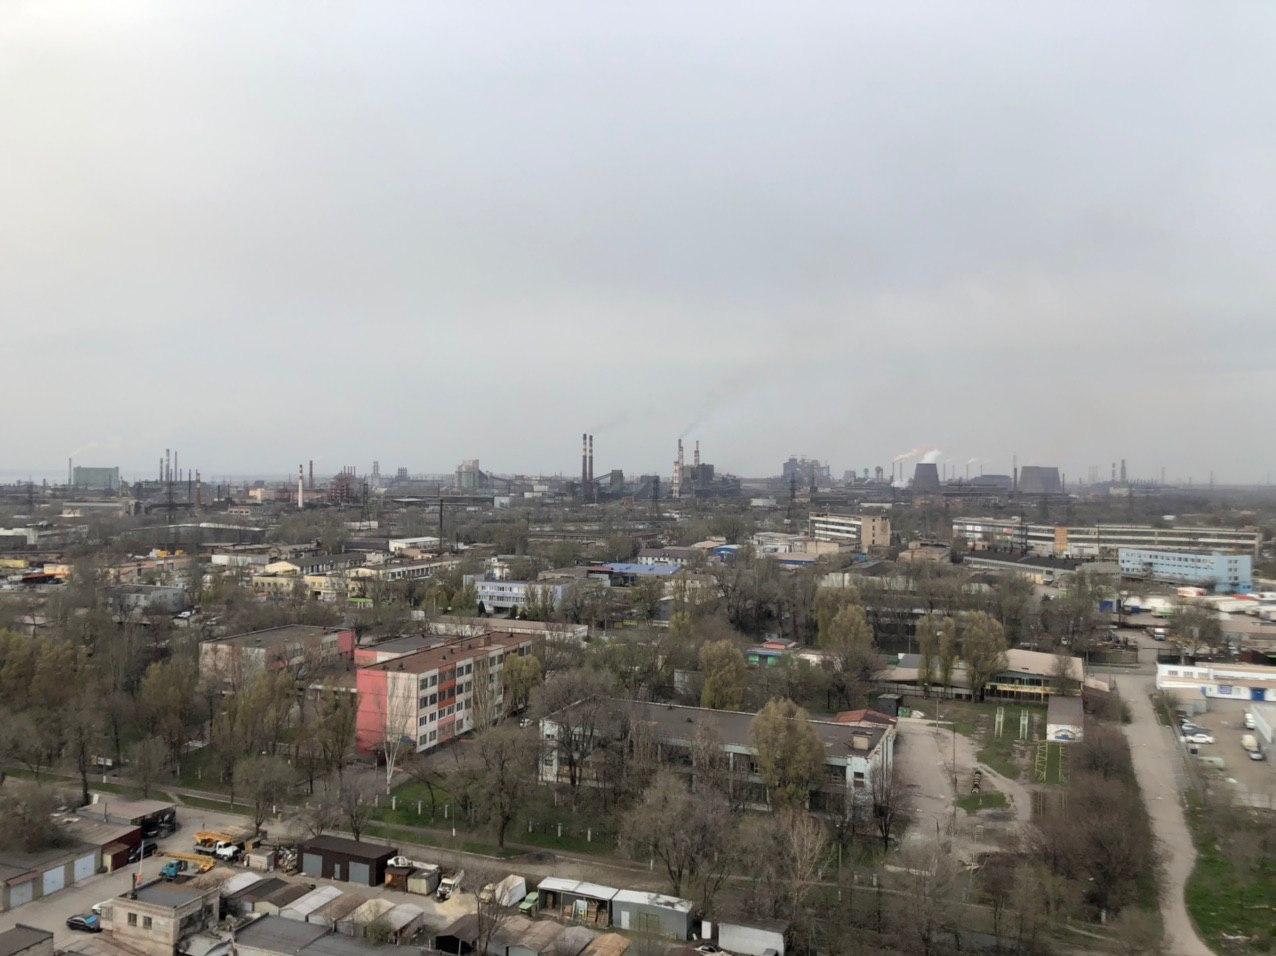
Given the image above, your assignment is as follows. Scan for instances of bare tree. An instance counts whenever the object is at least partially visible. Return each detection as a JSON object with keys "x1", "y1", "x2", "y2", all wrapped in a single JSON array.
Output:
[
  {"x1": 869, "y1": 757, "x2": 907, "y2": 851},
  {"x1": 336, "y1": 775, "x2": 378, "y2": 842},
  {"x1": 233, "y1": 755, "x2": 296, "y2": 832},
  {"x1": 456, "y1": 724, "x2": 537, "y2": 848},
  {"x1": 887, "y1": 837, "x2": 963, "y2": 956},
  {"x1": 129, "y1": 736, "x2": 169, "y2": 798}
]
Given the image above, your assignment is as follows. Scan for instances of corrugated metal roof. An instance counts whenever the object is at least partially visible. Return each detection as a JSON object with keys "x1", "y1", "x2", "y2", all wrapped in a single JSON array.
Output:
[
  {"x1": 611, "y1": 890, "x2": 692, "y2": 912},
  {"x1": 281, "y1": 885, "x2": 343, "y2": 918}
]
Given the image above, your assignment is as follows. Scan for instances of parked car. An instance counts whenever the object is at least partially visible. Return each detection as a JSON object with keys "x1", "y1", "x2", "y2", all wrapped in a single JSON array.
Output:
[
  {"x1": 1182, "y1": 733, "x2": 1215, "y2": 745},
  {"x1": 1243, "y1": 712, "x2": 1256, "y2": 730},
  {"x1": 1152, "y1": 628, "x2": 1168, "y2": 641},
  {"x1": 127, "y1": 840, "x2": 158, "y2": 864},
  {"x1": 1180, "y1": 723, "x2": 1208, "y2": 735},
  {"x1": 1248, "y1": 747, "x2": 1265, "y2": 761},
  {"x1": 67, "y1": 915, "x2": 102, "y2": 934}
]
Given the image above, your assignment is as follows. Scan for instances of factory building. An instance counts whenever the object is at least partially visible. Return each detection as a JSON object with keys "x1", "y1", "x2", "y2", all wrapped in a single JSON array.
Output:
[
  {"x1": 1118, "y1": 548, "x2": 1253, "y2": 593},
  {"x1": 71, "y1": 465, "x2": 121, "y2": 491},
  {"x1": 952, "y1": 517, "x2": 1261, "y2": 559}
]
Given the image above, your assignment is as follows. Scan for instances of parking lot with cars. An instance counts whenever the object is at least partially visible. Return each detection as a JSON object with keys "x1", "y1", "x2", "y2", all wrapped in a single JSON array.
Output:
[{"x1": 1175, "y1": 699, "x2": 1274, "y2": 806}]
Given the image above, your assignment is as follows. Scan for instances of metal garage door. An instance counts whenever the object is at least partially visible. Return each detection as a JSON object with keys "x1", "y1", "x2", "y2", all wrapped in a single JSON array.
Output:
[
  {"x1": 348, "y1": 862, "x2": 369, "y2": 885},
  {"x1": 42, "y1": 865, "x2": 66, "y2": 895},
  {"x1": 74, "y1": 853, "x2": 96, "y2": 882},
  {"x1": 302, "y1": 853, "x2": 322, "y2": 877},
  {"x1": 9, "y1": 879, "x2": 34, "y2": 908}
]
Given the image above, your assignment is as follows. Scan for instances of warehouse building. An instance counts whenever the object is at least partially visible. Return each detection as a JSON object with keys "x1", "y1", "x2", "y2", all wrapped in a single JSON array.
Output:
[
  {"x1": 953, "y1": 517, "x2": 1261, "y2": 559},
  {"x1": 298, "y1": 837, "x2": 396, "y2": 887}
]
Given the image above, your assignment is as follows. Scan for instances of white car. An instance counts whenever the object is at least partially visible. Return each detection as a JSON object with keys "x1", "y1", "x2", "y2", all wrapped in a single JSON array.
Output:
[
  {"x1": 1243, "y1": 712, "x2": 1255, "y2": 730},
  {"x1": 1182, "y1": 732, "x2": 1215, "y2": 745}
]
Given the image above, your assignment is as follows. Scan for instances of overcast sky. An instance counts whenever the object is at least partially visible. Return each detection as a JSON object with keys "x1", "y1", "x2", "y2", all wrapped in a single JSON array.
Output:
[{"x1": 3, "y1": 2, "x2": 1275, "y2": 483}]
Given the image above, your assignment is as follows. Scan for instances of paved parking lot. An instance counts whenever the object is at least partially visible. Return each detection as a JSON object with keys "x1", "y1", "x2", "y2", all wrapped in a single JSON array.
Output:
[{"x1": 1178, "y1": 699, "x2": 1275, "y2": 807}]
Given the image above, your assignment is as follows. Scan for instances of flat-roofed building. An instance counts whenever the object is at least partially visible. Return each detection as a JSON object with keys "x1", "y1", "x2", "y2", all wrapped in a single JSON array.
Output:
[
  {"x1": 0, "y1": 925, "x2": 52, "y2": 956},
  {"x1": 101, "y1": 876, "x2": 220, "y2": 956},
  {"x1": 539, "y1": 699, "x2": 894, "y2": 814},
  {"x1": 808, "y1": 513, "x2": 890, "y2": 551},
  {"x1": 1119, "y1": 548, "x2": 1253, "y2": 593},
  {"x1": 199, "y1": 625, "x2": 356, "y2": 685},
  {"x1": 953, "y1": 517, "x2": 1261, "y2": 559},
  {"x1": 355, "y1": 632, "x2": 534, "y2": 755}
]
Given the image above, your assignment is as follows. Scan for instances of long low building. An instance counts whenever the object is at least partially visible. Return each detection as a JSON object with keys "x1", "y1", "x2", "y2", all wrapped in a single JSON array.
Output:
[
  {"x1": 539, "y1": 698, "x2": 895, "y2": 814},
  {"x1": 953, "y1": 517, "x2": 1261, "y2": 559},
  {"x1": 1155, "y1": 662, "x2": 1276, "y2": 703}
]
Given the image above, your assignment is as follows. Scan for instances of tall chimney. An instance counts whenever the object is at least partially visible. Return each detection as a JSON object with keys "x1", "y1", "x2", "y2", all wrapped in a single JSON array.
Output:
[
  {"x1": 694, "y1": 441, "x2": 700, "y2": 468},
  {"x1": 196, "y1": 470, "x2": 202, "y2": 508},
  {"x1": 68, "y1": 457, "x2": 73, "y2": 488},
  {"x1": 581, "y1": 433, "x2": 588, "y2": 489},
  {"x1": 308, "y1": 460, "x2": 314, "y2": 490},
  {"x1": 587, "y1": 434, "x2": 594, "y2": 485},
  {"x1": 297, "y1": 465, "x2": 304, "y2": 509}
]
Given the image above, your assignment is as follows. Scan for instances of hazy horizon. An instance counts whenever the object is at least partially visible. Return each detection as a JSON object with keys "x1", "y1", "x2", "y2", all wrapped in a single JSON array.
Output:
[{"x1": 4, "y1": 2, "x2": 1275, "y2": 481}]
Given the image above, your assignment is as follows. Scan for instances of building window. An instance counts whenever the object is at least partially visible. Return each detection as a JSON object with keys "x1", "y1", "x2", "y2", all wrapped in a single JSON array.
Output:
[
  {"x1": 142, "y1": 917, "x2": 152, "y2": 930},
  {"x1": 127, "y1": 913, "x2": 138, "y2": 927}
]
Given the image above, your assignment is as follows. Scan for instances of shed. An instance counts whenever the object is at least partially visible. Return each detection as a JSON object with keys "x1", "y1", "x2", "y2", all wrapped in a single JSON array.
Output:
[
  {"x1": 232, "y1": 915, "x2": 328, "y2": 956},
  {"x1": 384, "y1": 864, "x2": 414, "y2": 891},
  {"x1": 717, "y1": 919, "x2": 787, "y2": 956},
  {"x1": 0, "y1": 925, "x2": 53, "y2": 956},
  {"x1": 380, "y1": 903, "x2": 426, "y2": 942},
  {"x1": 256, "y1": 882, "x2": 315, "y2": 916},
  {"x1": 280, "y1": 885, "x2": 343, "y2": 921},
  {"x1": 220, "y1": 872, "x2": 264, "y2": 899},
  {"x1": 551, "y1": 925, "x2": 599, "y2": 956},
  {"x1": 506, "y1": 919, "x2": 564, "y2": 956},
  {"x1": 536, "y1": 878, "x2": 616, "y2": 928},
  {"x1": 406, "y1": 865, "x2": 441, "y2": 896},
  {"x1": 434, "y1": 913, "x2": 479, "y2": 955},
  {"x1": 610, "y1": 890, "x2": 694, "y2": 940},
  {"x1": 1046, "y1": 696, "x2": 1084, "y2": 743},
  {"x1": 224, "y1": 877, "x2": 288, "y2": 917},
  {"x1": 308, "y1": 893, "x2": 366, "y2": 928},
  {"x1": 300, "y1": 836, "x2": 397, "y2": 887},
  {"x1": 340, "y1": 898, "x2": 394, "y2": 937}
]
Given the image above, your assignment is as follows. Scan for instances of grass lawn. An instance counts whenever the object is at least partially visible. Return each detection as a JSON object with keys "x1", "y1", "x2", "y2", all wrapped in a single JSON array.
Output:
[
  {"x1": 924, "y1": 700, "x2": 1045, "y2": 782},
  {"x1": 1184, "y1": 801, "x2": 1276, "y2": 953},
  {"x1": 177, "y1": 793, "x2": 254, "y2": 814},
  {"x1": 377, "y1": 780, "x2": 622, "y2": 858},
  {"x1": 956, "y1": 787, "x2": 1009, "y2": 814}
]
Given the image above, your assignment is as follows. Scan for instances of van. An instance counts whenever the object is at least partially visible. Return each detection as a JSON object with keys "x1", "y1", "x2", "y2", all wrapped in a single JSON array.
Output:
[{"x1": 1152, "y1": 627, "x2": 1168, "y2": 641}]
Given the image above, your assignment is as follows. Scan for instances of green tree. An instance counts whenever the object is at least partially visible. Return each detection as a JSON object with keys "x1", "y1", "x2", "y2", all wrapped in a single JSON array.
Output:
[
  {"x1": 750, "y1": 699, "x2": 825, "y2": 809},
  {"x1": 818, "y1": 603, "x2": 882, "y2": 710},
  {"x1": 457, "y1": 725, "x2": 536, "y2": 848},
  {"x1": 502, "y1": 654, "x2": 543, "y2": 714},
  {"x1": 129, "y1": 736, "x2": 169, "y2": 798},
  {"x1": 699, "y1": 639, "x2": 748, "y2": 710},
  {"x1": 961, "y1": 612, "x2": 1009, "y2": 701}
]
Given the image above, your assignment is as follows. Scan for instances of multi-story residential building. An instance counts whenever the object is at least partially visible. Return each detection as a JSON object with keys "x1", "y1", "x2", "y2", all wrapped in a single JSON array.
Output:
[
  {"x1": 1119, "y1": 548, "x2": 1253, "y2": 593},
  {"x1": 808, "y1": 513, "x2": 891, "y2": 551},
  {"x1": 199, "y1": 625, "x2": 355, "y2": 685},
  {"x1": 952, "y1": 517, "x2": 1261, "y2": 559},
  {"x1": 538, "y1": 698, "x2": 895, "y2": 815},
  {"x1": 354, "y1": 632, "x2": 534, "y2": 755}
]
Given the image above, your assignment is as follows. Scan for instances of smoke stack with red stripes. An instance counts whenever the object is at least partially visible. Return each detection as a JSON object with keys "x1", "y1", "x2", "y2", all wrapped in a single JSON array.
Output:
[
  {"x1": 581, "y1": 433, "x2": 588, "y2": 490},
  {"x1": 587, "y1": 434, "x2": 594, "y2": 485}
]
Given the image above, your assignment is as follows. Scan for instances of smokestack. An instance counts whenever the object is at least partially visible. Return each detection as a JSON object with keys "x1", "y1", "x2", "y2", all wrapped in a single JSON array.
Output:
[
  {"x1": 68, "y1": 457, "x2": 73, "y2": 488},
  {"x1": 196, "y1": 470, "x2": 202, "y2": 508},
  {"x1": 309, "y1": 460, "x2": 314, "y2": 490},
  {"x1": 581, "y1": 433, "x2": 588, "y2": 489},
  {"x1": 587, "y1": 434, "x2": 594, "y2": 485},
  {"x1": 1120, "y1": 458, "x2": 1127, "y2": 484},
  {"x1": 165, "y1": 448, "x2": 170, "y2": 482},
  {"x1": 1012, "y1": 454, "x2": 1018, "y2": 493},
  {"x1": 297, "y1": 464, "x2": 304, "y2": 509},
  {"x1": 694, "y1": 441, "x2": 700, "y2": 468}
]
